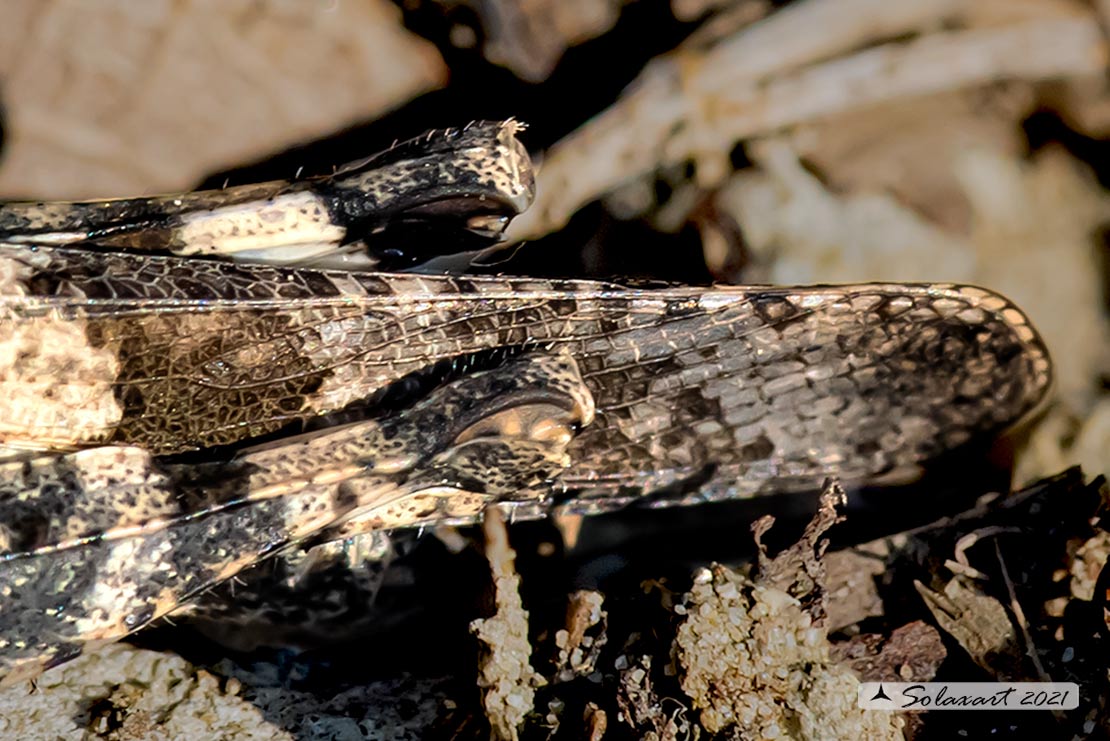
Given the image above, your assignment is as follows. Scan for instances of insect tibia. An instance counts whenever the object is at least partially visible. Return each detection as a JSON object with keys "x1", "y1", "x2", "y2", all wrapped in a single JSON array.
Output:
[
  {"x1": 0, "y1": 119, "x2": 534, "y2": 273},
  {"x1": 317, "y1": 119, "x2": 535, "y2": 270}
]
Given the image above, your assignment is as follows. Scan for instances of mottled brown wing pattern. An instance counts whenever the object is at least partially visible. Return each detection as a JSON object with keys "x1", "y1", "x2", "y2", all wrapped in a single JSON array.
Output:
[
  {"x1": 558, "y1": 283, "x2": 1052, "y2": 507},
  {"x1": 0, "y1": 243, "x2": 1051, "y2": 507}
]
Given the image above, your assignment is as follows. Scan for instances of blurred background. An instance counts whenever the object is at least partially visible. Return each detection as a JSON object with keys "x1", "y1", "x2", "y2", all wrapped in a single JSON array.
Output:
[{"x1": 0, "y1": 1, "x2": 1107, "y2": 737}]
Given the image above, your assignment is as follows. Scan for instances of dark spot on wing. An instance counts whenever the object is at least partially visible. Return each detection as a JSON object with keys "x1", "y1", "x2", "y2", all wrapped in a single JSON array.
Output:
[
  {"x1": 751, "y1": 294, "x2": 804, "y2": 325},
  {"x1": 738, "y1": 434, "x2": 775, "y2": 462}
]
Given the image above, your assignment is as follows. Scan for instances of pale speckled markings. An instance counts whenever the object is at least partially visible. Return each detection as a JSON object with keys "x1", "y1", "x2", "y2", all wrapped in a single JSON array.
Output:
[
  {"x1": 343, "y1": 119, "x2": 533, "y2": 215},
  {"x1": 0, "y1": 351, "x2": 591, "y2": 684},
  {"x1": 0, "y1": 446, "x2": 176, "y2": 553},
  {"x1": 176, "y1": 190, "x2": 346, "y2": 261},
  {"x1": 0, "y1": 250, "x2": 124, "y2": 449}
]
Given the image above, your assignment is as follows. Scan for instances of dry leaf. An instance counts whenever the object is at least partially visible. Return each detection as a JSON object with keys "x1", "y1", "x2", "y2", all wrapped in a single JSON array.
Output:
[{"x1": 0, "y1": 0, "x2": 446, "y2": 198}]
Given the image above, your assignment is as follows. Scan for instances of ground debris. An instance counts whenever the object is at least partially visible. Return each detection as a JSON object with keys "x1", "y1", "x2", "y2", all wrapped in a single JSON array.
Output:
[
  {"x1": 830, "y1": 621, "x2": 946, "y2": 684},
  {"x1": 823, "y1": 544, "x2": 887, "y2": 630},
  {"x1": 915, "y1": 576, "x2": 1023, "y2": 679},
  {"x1": 615, "y1": 655, "x2": 690, "y2": 741},
  {"x1": 221, "y1": 664, "x2": 447, "y2": 741},
  {"x1": 439, "y1": 0, "x2": 627, "y2": 82},
  {"x1": 752, "y1": 478, "x2": 845, "y2": 617},
  {"x1": 674, "y1": 480, "x2": 903, "y2": 739},
  {"x1": 583, "y1": 701, "x2": 608, "y2": 740},
  {"x1": 553, "y1": 590, "x2": 608, "y2": 683},
  {"x1": 470, "y1": 507, "x2": 546, "y2": 741},
  {"x1": 1071, "y1": 530, "x2": 1110, "y2": 602},
  {"x1": 0, "y1": 644, "x2": 288, "y2": 740},
  {"x1": 827, "y1": 469, "x2": 1110, "y2": 736}
]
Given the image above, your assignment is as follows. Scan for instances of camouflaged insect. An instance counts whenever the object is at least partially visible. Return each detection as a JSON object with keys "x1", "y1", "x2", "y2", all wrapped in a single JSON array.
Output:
[{"x1": 0, "y1": 120, "x2": 1053, "y2": 684}]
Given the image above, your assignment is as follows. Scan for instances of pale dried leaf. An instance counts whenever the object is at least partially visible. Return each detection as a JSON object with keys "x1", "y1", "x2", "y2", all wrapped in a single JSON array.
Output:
[
  {"x1": 786, "y1": 87, "x2": 1036, "y2": 234},
  {"x1": 915, "y1": 577, "x2": 1024, "y2": 679},
  {"x1": 718, "y1": 138, "x2": 977, "y2": 283},
  {"x1": 508, "y1": 0, "x2": 1106, "y2": 240},
  {"x1": 0, "y1": 0, "x2": 446, "y2": 198},
  {"x1": 1070, "y1": 531, "x2": 1110, "y2": 602}
]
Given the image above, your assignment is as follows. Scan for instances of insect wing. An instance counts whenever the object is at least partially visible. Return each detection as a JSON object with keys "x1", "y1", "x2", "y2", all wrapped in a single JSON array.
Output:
[{"x1": 0, "y1": 243, "x2": 1052, "y2": 507}]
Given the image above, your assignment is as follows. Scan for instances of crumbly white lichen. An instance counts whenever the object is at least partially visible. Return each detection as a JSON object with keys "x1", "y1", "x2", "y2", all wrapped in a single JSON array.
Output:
[
  {"x1": 0, "y1": 641, "x2": 449, "y2": 740},
  {"x1": 673, "y1": 480, "x2": 904, "y2": 741},
  {"x1": 470, "y1": 508, "x2": 545, "y2": 741},
  {"x1": 0, "y1": 644, "x2": 287, "y2": 740},
  {"x1": 676, "y1": 564, "x2": 903, "y2": 740}
]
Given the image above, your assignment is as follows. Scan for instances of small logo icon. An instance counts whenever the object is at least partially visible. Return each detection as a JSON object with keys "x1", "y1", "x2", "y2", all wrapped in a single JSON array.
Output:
[{"x1": 870, "y1": 684, "x2": 892, "y2": 702}]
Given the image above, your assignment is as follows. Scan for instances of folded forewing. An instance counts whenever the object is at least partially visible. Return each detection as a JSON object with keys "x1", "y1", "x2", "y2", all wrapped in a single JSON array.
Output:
[{"x1": 0, "y1": 244, "x2": 1051, "y2": 502}]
